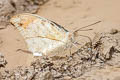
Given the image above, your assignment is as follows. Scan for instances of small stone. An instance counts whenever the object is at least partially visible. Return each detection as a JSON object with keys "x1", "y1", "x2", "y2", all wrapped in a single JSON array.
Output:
[
  {"x1": 0, "y1": 53, "x2": 7, "y2": 68},
  {"x1": 110, "y1": 29, "x2": 118, "y2": 34}
]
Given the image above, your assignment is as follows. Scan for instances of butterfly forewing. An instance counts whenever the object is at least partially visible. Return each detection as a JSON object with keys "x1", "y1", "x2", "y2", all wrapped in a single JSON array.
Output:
[{"x1": 10, "y1": 13, "x2": 70, "y2": 56}]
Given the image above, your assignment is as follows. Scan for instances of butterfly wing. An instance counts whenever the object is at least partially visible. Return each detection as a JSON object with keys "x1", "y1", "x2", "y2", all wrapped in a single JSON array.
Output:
[{"x1": 10, "y1": 13, "x2": 70, "y2": 56}]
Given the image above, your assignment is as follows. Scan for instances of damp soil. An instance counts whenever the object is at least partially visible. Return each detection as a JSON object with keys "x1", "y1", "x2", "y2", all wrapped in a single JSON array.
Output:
[
  {"x1": 1, "y1": 30, "x2": 120, "y2": 80},
  {"x1": 1, "y1": 0, "x2": 120, "y2": 80}
]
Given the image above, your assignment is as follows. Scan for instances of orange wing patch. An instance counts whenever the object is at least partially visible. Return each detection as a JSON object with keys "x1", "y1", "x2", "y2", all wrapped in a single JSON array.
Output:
[
  {"x1": 11, "y1": 14, "x2": 37, "y2": 29},
  {"x1": 19, "y1": 15, "x2": 36, "y2": 29},
  {"x1": 21, "y1": 18, "x2": 35, "y2": 29}
]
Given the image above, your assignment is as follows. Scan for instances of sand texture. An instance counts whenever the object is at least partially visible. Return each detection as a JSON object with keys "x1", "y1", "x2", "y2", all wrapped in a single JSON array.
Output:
[{"x1": 0, "y1": 0, "x2": 120, "y2": 80}]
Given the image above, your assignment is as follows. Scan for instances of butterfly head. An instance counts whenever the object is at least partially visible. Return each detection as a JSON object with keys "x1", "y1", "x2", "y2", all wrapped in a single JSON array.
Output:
[{"x1": 67, "y1": 32, "x2": 76, "y2": 43}]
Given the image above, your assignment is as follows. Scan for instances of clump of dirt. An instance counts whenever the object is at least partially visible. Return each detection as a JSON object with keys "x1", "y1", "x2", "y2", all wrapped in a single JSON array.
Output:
[
  {"x1": 92, "y1": 29, "x2": 120, "y2": 62},
  {"x1": 9, "y1": 0, "x2": 49, "y2": 13},
  {"x1": 0, "y1": 0, "x2": 49, "y2": 26},
  {"x1": 0, "y1": 29, "x2": 120, "y2": 80},
  {"x1": 0, "y1": 0, "x2": 14, "y2": 26},
  {"x1": 0, "y1": 53, "x2": 7, "y2": 68}
]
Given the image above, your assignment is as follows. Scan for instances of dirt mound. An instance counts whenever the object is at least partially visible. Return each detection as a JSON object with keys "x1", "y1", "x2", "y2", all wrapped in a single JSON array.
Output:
[
  {"x1": 0, "y1": 29, "x2": 120, "y2": 80},
  {"x1": 0, "y1": 53, "x2": 7, "y2": 68}
]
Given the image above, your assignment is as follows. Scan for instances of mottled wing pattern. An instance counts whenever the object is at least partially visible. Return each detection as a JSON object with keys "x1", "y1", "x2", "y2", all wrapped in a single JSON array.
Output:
[{"x1": 10, "y1": 13, "x2": 70, "y2": 56}]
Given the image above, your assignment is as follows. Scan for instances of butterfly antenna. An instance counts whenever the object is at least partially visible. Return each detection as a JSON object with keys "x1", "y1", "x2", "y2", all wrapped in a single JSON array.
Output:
[
  {"x1": 71, "y1": 21, "x2": 101, "y2": 53},
  {"x1": 74, "y1": 21, "x2": 101, "y2": 33},
  {"x1": 72, "y1": 34, "x2": 92, "y2": 47},
  {"x1": 78, "y1": 35, "x2": 92, "y2": 43}
]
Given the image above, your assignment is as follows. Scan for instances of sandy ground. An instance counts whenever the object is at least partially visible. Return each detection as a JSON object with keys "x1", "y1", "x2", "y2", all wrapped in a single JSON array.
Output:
[{"x1": 0, "y1": 0, "x2": 120, "y2": 79}]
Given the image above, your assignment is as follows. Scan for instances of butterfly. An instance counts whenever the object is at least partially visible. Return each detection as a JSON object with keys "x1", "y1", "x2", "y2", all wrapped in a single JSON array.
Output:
[{"x1": 10, "y1": 13, "x2": 101, "y2": 56}]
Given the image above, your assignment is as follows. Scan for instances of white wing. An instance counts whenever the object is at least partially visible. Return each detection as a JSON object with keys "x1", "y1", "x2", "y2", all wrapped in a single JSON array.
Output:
[{"x1": 10, "y1": 13, "x2": 70, "y2": 56}]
